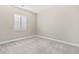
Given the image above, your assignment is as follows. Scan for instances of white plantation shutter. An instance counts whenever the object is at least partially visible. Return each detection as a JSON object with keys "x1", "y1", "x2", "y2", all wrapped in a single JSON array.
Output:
[
  {"x1": 21, "y1": 16, "x2": 27, "y2": 31},
  {"x1": 14, "y1": 14, "x2": 27, "y2": 31},
  {"x1": 14, "y1": 14, "x2": 21, "y2": 31}
]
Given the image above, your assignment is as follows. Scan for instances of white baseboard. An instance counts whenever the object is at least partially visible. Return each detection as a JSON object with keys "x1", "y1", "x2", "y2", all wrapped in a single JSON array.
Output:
[
  {"x1": 36, "y1": 35, "x2": 79, "y2": 48},
  {"x1": 0, "y1": 35, "x2": 37, "y2": 45},
  {"x1": 1, "y1": 35, "x2": 79, "y2": 48}
]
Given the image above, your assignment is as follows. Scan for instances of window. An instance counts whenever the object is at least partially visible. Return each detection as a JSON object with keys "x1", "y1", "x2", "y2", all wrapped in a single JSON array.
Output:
[{"x1": 14, "y1": 14, "x2": 27, "y2": 31}]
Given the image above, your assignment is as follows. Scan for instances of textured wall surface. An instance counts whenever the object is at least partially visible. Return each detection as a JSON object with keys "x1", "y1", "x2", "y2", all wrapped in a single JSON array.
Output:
[
  {"x1": 0, "y1": 6, "x2": 37, "y2": 42},
  {"x1": 37, "y1": 5, "x2": 79, "y2": 44}
]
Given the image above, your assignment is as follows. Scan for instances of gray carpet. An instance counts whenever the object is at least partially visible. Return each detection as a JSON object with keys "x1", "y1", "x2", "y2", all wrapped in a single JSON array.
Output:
[{"x1": 0, "y1": 38, "x2": 79, "y2": 54}]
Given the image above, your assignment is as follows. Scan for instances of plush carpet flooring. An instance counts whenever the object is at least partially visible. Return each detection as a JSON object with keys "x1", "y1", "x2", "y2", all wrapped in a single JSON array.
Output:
[{"x1": 0, "y1": 37, "x2": 79, "y2": 54}]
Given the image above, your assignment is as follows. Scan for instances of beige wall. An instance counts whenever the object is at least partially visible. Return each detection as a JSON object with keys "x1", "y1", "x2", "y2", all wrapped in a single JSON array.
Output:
[
  {"x1": 37, "y1": 6, "x2": 79, "y2": 44},
  {"x1": 0, "y1": 6, "x2": 36, "y2": 42},
  {"x1": 1, "y1": 5, "x2": 79, "y2": 44}
]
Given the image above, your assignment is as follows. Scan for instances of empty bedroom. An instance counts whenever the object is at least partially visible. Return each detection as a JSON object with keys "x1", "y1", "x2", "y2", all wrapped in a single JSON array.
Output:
[{"x1": 0, "y1": 5, "x2": 79, "y2": 54}]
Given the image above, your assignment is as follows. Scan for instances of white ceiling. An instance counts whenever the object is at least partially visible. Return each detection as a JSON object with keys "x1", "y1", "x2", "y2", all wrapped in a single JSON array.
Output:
[
  {"x1": 15, "y1": 5, "x2": 53, "y2": 13},
  {"x1": 24, "y1": 5, "x2": 53, "y2": 12}
]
